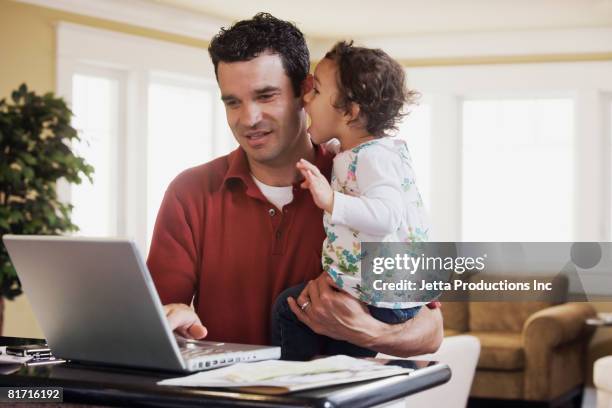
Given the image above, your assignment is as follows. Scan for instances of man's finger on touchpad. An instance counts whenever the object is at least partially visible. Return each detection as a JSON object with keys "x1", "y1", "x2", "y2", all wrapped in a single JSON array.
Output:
[
  {"x1": 177, "y1": 327, "x2": 191, "y2": 338},
  {"x1": 188, "y1": 324, "x2": 207, "y2": 339}
]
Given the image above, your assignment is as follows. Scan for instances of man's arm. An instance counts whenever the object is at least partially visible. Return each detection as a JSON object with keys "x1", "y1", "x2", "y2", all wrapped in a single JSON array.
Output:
[
  {"x1": 147, "y1": 180, "x2": 207, "y2": 339},
  {"x1": 148, "y1": 186, "x2": 199, "y2": 305},
  {"x1": 287, "y1": 273, "x2": 443, "y2": 357},
  {"x1": 363, "y1": 306, "x2": 443, "y2": 357}
]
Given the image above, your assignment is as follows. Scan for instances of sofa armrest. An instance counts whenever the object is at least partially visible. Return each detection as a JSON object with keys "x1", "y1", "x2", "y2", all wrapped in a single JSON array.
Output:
[
  {"x1": 522, "y1": 302, "x2": 596, "y2": 400},
  {"x1": 523, "y1": 302, "x2": 595, "y2": 349}
]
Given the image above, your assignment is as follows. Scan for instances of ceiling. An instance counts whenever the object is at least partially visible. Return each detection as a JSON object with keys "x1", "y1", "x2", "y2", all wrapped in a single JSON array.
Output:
[{"x1": 148, "y1": 0, "x2": 612, "y2": 39}]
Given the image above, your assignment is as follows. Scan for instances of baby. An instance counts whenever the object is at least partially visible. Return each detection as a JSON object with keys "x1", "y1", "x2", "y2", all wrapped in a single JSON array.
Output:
[{"x1": 272, "y1": 41, "x2": 429, "y2": 360}]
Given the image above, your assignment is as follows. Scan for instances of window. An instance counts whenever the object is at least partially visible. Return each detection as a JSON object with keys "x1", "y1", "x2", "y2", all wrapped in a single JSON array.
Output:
[
  {"x1": 461, "y1": 98, "x2": 574, "y2": 241},
  {"x1": 610, "y1": 99, "x2": 612, "y2": 239},
  {"x1": 58, "y1": 23, "x2": 224, "y2": 255},
  {"x1": 58, "y1": 24, "x2": 612, "y2": 246},
  {"x1": 70, "y1": 72, "x2": 121, "y2": 237},
  {"x1": 397, "y1": 102, "x2": 431, "y2": 208},
  {"x1": 147, "y1": 75, "x2": 218, "y2": 247}
]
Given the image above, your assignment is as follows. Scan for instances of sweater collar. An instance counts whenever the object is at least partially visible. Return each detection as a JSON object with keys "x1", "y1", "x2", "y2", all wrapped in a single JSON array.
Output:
[{"x1": 222, "y1": 144, "x2": 332, "y2": 198}]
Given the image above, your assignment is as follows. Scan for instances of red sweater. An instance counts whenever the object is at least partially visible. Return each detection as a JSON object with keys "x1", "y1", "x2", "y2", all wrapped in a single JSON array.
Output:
[{"x1": 147, "y1": 146, "x2": 333, "y2": 345}]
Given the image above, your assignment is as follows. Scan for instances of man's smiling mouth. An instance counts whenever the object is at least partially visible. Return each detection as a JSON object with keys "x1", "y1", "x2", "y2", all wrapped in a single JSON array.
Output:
[
  {"x1": 245, "y1": 130, "x2": 272, "y2": 140},
  {"x1": 244, "y1": 130, "x2": 273, "y2": 147}
]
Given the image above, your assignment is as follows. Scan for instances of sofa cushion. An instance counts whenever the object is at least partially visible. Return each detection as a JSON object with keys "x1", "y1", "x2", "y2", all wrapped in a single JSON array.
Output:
[
  {"x1": 442, "y1": 302, "x2": 469, "y2": 332},
  {"x1": 444, "y1": 328, "x2": 464, "y2": 337},
  {"x1": 468, "y1": 273, "x2": 567, "y2": 333},
  {"x1": 470, "y1": 331, "x2": 524, "y2": 370},
  {"x1": 469, "y1": 301, "x2": 553, "y2": 333},
  {"x1": 471, "y1": 369, "x2": 524, "y2": 399}
]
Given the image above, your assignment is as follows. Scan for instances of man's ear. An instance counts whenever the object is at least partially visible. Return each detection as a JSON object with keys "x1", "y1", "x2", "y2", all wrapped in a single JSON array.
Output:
[{"x1": 300, "y1": 74, "x2": 314, "y2": 103}]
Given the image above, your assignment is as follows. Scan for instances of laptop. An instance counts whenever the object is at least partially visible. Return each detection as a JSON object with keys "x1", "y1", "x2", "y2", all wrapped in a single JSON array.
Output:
[{"x1": 2, "y1": 235, "x2": 280, "y2": 372}]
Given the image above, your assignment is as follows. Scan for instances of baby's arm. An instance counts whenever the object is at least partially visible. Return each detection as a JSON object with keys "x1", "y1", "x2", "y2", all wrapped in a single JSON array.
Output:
[{"x1": 331, "y1": 148, "x2": 404, "y2": 236}]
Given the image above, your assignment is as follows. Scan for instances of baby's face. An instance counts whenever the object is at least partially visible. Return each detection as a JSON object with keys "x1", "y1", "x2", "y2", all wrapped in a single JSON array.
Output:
[{"x1": 304, "y1": 59, "x2": 346, "y2": 145}]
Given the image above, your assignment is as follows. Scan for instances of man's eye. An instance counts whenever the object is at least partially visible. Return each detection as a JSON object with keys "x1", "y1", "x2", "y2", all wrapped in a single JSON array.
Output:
[
  {"x1": 258, "y1": 94, "x2": 274, "y2": 101},
  {"x1": 225, "y1": 100, "x2": 239, "y2": 108}
]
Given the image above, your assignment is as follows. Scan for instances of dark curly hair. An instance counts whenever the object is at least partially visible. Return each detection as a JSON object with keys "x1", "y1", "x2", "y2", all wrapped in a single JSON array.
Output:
[
  {"x1": 208, "y1": 13, "x2": 310, "y2": 97},
  {"x1": 324, "y1": 41, "x2": 419, "y2": 137}
]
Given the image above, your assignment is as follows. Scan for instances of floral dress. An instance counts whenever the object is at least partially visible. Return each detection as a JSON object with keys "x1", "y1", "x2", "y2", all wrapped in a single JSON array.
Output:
[{"x1": 322, "y1": 137, "x2": 429, "y2": 308}]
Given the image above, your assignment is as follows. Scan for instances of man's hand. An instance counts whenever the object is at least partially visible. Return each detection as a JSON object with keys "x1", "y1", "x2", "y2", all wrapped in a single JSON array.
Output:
[
  {"x1": 287, "y1": 273, "x2": 382, "y2": 343},
  {"x1": 287, "y1": 273, "x2": 443, "y2": 357},
  {"x1": 296, "y1": 159, "x2": 334, "y2": 214},
  {"x1": 163, "y1": 303, "x2": 208, "y2": 339}
]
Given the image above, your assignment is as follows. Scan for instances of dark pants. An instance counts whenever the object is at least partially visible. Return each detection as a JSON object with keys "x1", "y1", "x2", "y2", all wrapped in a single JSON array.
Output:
[{"x1": 270, "y1": 282, "x2": 421, "y2": 361}]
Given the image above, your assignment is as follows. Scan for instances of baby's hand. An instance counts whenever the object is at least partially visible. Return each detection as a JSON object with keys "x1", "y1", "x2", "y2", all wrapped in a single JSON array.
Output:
[{"x1": 296, "y1": 159, "x2": 334, "y2": 214}]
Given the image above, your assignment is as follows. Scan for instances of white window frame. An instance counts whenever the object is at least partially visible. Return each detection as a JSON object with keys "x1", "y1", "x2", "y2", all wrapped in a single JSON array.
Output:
[
  {"x1": 397, "y1": 94, "x2": 433, "y2": 210},
  {"x1": 606, "y1": 93, "x2": 612, "y2": 241},
  {"x1": 147, "y1": 70, "x2": 225, "y2": 160},
  {"x1": 69, "y1": 65, "x2": 126, "y2": 237},
  {"x1": 145, "y1": 71, "x2": 225, "y2": 248},
  {"x1": 56, "y1": 22, "x2": 219, "y2": 254},
  {"x1": 405, "y1": 62, "x2": 612, "y2": 241}
]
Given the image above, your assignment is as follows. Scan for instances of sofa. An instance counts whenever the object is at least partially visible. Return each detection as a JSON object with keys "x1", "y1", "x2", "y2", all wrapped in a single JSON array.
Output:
[{"x1": 442, "y1": 274, "x2": 596, "y2": 406}]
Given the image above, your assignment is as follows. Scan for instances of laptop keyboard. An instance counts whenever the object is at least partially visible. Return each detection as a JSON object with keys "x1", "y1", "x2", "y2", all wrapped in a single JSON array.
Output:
[
  {"x1": 174, "y1": 335, "x2": 264, "y2": 370},
  {"x1": 181, "y1": 347, "x2": 227, "y2": 358}
]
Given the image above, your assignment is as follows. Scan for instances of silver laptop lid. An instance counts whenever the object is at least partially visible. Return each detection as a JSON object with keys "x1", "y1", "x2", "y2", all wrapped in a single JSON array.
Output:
[{"x1": 2, "y1": 235, "x2": 185, "y2": 371}]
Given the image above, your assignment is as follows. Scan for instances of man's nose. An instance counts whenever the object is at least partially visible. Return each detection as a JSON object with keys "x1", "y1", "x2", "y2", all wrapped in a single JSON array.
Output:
[{"x1": 240, "y1": 102, "x2": 263, "y2": 127}]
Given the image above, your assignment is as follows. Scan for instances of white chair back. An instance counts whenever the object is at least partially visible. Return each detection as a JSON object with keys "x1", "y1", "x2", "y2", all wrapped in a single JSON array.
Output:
[{"x1": 375, "y1": 335, "x2": 481, "y2": 408}]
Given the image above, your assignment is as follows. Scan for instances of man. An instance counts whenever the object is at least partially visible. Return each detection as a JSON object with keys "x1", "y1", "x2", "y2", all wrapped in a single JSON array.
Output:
[{"x1": 147, "y1": 13, "x2": 443, "y2": 357}]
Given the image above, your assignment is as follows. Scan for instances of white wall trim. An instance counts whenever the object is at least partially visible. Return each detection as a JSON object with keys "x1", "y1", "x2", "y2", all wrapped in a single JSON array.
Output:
[
  {"x1": 360, "y1": 28, "x2": 612, "y2": 60},
  {"x1": 604, "y1": 93, "x2": 612, "y2": 241},
  {"x1": 15, "y1": 0, "x2": 230, "y2": 40},
  {"x1": 13, "y1": 0, "x2": 612, "y2": 59},
  {"x1": 56, "y1": 22, "x2": 215, "y2": 77}
]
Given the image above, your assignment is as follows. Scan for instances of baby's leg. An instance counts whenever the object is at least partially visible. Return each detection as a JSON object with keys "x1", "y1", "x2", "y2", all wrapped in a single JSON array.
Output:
[
  {"x1": 322, "y1": 338, "x2": 378, "y2": 357},
  {"x1": 368, "y1": 305, "x2": 422, "y2": 325},
  {"x1": 270, "y1": 282, "x2": 323, "y2": 361}
]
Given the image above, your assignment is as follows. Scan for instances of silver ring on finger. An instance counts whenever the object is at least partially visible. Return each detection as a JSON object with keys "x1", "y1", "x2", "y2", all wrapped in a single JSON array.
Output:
[{"x1": 300, "y1": 301, "x2": 311, "y2": 311}]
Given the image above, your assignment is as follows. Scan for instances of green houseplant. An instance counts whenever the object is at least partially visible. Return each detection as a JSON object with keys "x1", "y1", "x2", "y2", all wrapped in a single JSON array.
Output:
[{"x1": 0, "y1": 83, "x2": 94, "y2": 310}]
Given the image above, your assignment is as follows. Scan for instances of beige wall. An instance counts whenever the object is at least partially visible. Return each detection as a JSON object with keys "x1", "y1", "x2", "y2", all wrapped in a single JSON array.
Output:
[{"x1": 1, "y1": 0, "x2": 612, "y2": 376}]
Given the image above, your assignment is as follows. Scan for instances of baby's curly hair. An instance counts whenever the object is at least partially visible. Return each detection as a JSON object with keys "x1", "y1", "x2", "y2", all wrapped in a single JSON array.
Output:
[
  {"x1": 208, "y1": 13, "x2": 310, "y2": 97},
  {"x1": 324, "y1": 41, "x2": 419, "y2": 137}
]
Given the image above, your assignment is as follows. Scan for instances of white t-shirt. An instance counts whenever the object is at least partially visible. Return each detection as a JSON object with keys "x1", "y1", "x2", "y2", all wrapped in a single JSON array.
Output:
[{"x1": 251, "y1": 175, "x2": 293, "y2": 210}]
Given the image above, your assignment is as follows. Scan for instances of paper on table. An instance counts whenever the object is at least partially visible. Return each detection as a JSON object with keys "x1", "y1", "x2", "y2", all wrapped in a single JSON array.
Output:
[
  {"x1": 226, "y1": 355, "x2": 384, "y2": 381},
  {"x1": 158, "y1": 355, "x2": 412, "y2": 394}
]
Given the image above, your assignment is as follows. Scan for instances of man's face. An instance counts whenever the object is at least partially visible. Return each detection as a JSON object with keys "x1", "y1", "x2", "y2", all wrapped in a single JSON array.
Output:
[{"x1": 217, "y1": 53, "x2": 304, "y2": 165}]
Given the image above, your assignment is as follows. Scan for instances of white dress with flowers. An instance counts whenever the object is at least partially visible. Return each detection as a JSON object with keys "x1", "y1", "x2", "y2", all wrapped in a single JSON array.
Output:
[{"x1": 322, "y1": 137, "x2": 429, "y2": 308}]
